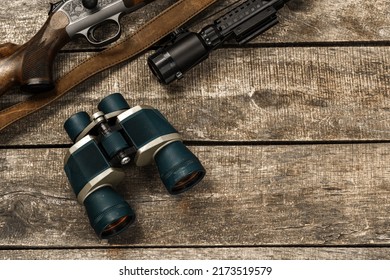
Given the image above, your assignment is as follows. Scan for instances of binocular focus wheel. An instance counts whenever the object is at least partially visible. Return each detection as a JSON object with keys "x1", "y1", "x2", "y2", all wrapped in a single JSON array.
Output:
[
  {"x1": 97, "y1": 93, "x2": 130, "y2": 114},
  {"x1": 64, "y1": 111, "x2": 91, "y2": 143}
]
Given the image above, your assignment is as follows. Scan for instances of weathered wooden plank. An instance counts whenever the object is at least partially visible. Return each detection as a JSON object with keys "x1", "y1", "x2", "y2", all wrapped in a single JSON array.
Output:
[
  {"x1": 1, "y1": 0, "x2": 387, "y2": 262},
  {"x1": 2, "y1": 247, "x2": 390, "y2": 260},
  {"x1": 0, "y1": 0, "x2": 389, "y2": 47},
  {"x1": 1, "y1": 46, "x2": 389, "y2": 145},
  {"x1": 1, "y1": 144, "x2": 390, "y2": 247}
]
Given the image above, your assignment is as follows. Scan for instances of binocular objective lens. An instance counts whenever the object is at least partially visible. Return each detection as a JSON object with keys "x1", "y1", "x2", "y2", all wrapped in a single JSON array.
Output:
[
  {"x1": 101, "y1": 215, "x2": 133, "y2": 239},
  {"x1": 84, "y1": 186, "x2": 135, "y2": 238},
  {"x1": 173, "y1": 171, "x2": 204, "y2": 193},
  {"x1": 154, "y1": 141, "x2": 206, "y2": 195}
]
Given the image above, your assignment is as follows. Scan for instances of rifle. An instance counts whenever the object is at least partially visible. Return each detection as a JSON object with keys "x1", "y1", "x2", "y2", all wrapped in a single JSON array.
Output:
[
  {"x1": 148, "y1": 0, "x2": 289, "y2": 84},
  {"x1": 0, "y1": 0, "x2": 153, "y2": 95},
  {"x1": 0, "y1": 0, "x2": 219, "y2": 132}
]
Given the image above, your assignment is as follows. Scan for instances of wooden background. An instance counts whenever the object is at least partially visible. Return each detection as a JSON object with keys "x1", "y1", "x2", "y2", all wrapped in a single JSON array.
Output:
[{"x1": 1, "y1": 0, "x2": 390, "y2": 259}]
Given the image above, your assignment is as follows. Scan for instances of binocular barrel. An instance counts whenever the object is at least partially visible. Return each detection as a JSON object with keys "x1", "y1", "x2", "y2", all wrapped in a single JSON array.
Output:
[
  {"x1": 148, "y1": 0, "x2": 288, "y2": 84},
  {"x1": 63, "y1": 93, "x2": 206, "y2": 238}
]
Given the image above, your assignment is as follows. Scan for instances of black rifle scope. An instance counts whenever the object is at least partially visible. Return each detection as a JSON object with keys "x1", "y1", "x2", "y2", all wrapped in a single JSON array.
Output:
[{"x1": 148, "y1": 0, "x2": 289, "y2": 84}]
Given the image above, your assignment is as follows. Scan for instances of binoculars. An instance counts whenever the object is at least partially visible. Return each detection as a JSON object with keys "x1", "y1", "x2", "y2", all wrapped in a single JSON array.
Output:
[{"x1": 63, "y1": 93, "x2": 206, "y2": 238}]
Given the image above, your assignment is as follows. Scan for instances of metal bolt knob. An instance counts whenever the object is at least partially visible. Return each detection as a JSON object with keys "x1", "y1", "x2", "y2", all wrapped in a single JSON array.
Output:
[{"x1": 82, "y1": 0, "x2": 98, "y2": 10}]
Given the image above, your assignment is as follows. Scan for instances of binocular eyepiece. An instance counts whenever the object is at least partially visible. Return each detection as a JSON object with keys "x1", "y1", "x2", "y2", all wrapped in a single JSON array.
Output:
[{"x1": 63, "y1": 93, "x2": 206, "y2": 238}]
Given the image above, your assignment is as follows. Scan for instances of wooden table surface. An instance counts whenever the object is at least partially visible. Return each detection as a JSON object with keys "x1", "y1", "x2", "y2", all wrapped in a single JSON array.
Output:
[{"x1": 1, "y1": 0, "x2": 390, "y2": 260}]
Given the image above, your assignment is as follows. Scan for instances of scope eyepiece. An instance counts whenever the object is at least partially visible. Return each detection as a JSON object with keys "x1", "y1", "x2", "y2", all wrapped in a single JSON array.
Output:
[{"x1": 148, "y1": 31, "x2": 212, "y2": 85}]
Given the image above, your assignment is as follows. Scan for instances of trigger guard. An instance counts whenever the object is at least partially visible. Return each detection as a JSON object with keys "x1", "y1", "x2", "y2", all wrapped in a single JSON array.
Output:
[{"x1": 81, "y1": 18, "x2": 122, "y2": 47}]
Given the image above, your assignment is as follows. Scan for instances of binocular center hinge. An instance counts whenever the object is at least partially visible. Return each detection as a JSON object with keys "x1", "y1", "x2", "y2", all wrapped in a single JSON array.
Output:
[{"x1": 90, "y1": 111, "x2": 133, "y2": 166}]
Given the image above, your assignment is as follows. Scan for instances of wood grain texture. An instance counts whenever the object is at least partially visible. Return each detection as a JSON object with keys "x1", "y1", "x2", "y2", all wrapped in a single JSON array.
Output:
[
  {"x1": 1, "y1": 145, "x2": 390, "y2": 247},
  {"x1": 2, "y1": 247, "x2": 390, "y2": 260},
  {"x1": 1, "y1": 46, "x2": 390, "y2": 145},
  {"x1": 1, "y1": 0, "x2": 390, "y2": 261}
]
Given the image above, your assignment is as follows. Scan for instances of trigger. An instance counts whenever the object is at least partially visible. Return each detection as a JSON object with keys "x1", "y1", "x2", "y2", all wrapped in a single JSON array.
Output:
[{"x1": 88, "y1": 25, "x2": 100, "y2": 44}]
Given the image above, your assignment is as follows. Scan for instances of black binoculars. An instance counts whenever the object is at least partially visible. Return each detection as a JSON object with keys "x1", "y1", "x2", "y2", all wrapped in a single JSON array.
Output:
[
  {"x1": 148, "y1": 0, "x2": 288, "y2": 84},
  {"x1": 63, "y1": 93, "x2": 206, "y2": 238}
]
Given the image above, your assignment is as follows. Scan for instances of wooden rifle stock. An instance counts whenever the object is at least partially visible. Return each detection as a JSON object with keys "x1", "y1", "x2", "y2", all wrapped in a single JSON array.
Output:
[
  {"x1": 0, "y1": 43, "x2": 20, "y2": 58},
  {"x1": 0, "y1": 0, "x2": 218, "y2": 131},
  {"x1": 0, "y1": 0, "x2": 153, "y2": 97},
  {"x1": 0, "y1": 11, "x2": 70, "y2": 96}
]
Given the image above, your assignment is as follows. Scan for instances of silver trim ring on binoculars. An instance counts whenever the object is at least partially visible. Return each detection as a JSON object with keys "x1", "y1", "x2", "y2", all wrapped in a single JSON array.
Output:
[
  {"x1": 75, "y1": 105, "x2": 155, "y2": 143},
  {"x1": 115, "y1": 105, "x2": 183, "y2": 166},
  {"x1": 77, "y1": 167, "x2": 126, "y2": 204},
  {"x1": 63, "y1": 135, "x2": 126, "y2": 204},
  {"x1": 135, "y1": 133, "x2": 182, "y2": 166},
  {"x1": 116, "y1": 105, "x2": 155, "y2": 123},
  {"x1": 64, "y1": 135, "x2": 96, "y2": 165}
]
